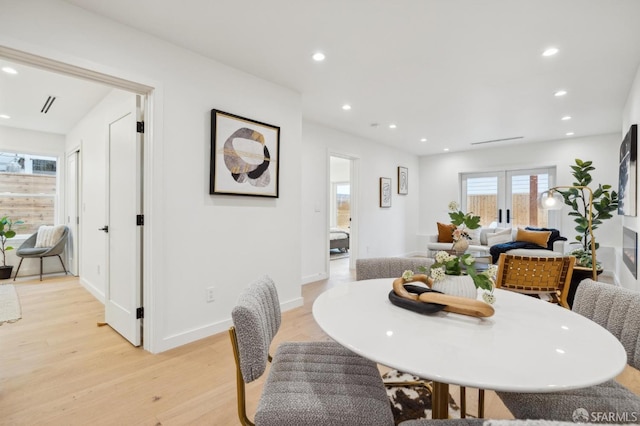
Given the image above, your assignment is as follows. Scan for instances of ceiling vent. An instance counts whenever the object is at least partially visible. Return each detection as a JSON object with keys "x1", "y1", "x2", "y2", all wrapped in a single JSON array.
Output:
[
  {"x1": 470, "y1": 136, "x2": 524, "y2": 145},
  {"x1": 40, "y1": 96, "x2": 56, "y2": 114}
]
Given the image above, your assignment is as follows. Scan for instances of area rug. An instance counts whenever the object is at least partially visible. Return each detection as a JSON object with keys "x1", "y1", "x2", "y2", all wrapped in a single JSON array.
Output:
[
  {"x1": 383, "y1": 369, "x2": 461, "y2": 424},
  {"x1": 0, "y1": 284, "x2": 22, "y2": 325}
]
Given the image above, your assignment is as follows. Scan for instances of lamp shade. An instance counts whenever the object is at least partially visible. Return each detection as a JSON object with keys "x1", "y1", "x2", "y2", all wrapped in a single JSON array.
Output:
[{"x1": 538, "y1": 190, "x2": 564, "y2": 210}]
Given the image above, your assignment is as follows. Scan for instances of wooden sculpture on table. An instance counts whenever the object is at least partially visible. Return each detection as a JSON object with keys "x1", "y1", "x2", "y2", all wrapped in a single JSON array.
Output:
[{"x1": 391, "y1": 274, "x2": 495, "y2": 318}]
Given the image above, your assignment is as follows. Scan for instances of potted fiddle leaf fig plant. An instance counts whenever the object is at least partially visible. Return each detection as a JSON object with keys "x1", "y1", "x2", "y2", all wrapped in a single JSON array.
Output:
[
  {"x1": 0, "y1": 216, "x2": 24, "y2": 280},
  {"x1": 558, "y1": 159, "x2": 619, "y2": 269}
]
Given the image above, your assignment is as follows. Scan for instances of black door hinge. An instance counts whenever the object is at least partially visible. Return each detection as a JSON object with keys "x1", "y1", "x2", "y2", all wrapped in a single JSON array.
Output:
[
  {"x1": 136, "y1": 307, "x2": 144, "y2": 319},
  {"x1": 136, "y1": 215, "x2": 144, "y2": 226},
  {"x1": 137, "y1": 121, "x2": 144, "y2": 133}
]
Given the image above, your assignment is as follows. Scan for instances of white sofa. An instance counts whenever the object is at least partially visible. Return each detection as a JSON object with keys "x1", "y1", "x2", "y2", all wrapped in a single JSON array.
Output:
[{"x1": 426, "y1": 227, "x2": 569, "y2": 258}]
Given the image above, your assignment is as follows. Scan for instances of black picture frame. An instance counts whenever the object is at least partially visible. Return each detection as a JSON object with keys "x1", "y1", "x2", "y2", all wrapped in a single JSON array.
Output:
[
  {"x1": 618, "y1": 124, "x2": 637, "y2": 216},
  {"x1": 380, "y1": 177, "x2": 392, "y2": 208},
  {"x1": 623, "y1": 227, "x2": 638, "y2": 278},
  {"x1": 398, "y1": 166, "x2": 408, "y2": 195},
  {"x1": 210, "y1": 109, "x2": 280, "y2": 198}
]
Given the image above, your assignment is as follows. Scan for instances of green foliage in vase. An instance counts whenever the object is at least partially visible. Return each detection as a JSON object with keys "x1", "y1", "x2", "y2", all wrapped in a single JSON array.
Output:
[{"x1": 448, "y1": 201, "x2": 481, "y2": 230}]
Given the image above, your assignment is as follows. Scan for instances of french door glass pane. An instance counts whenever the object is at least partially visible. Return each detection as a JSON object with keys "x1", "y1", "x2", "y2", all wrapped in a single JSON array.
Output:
[
  {"x1": 465, "y1": 176, "x2": 498, "y2": 227},
  {"x1": 509, "y1": 172, "x2": 550, "y2": 228}
]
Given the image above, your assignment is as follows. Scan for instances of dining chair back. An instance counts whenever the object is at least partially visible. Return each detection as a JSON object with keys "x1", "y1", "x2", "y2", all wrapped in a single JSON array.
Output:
[
  {"x1": 497, "y1": 279, "x2": 640, "y2": 421},
  {"x1": 229, "y1": 275, "x2": 394, "y2": 426},
  {"x1": 356, "y1": 257, "x2": 433, "y2": 281},
  {"x1": 495, "y1": 253, "x2": 575, "y2": 308}
]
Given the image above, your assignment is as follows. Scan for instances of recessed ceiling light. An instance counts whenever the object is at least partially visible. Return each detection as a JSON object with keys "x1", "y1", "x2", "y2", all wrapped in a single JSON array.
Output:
[
  {"x1": 443, "y1": 148, "x2": 450, "y2": 152},
  {"x1": 566, "y1": 132, "x2": 575, "y2": 136},
  {"x1": 1, "y1": 67, "x2": 17, "y2": 75},
  {"x1": 0, "y1": 114, "x2": 10, "y2": 119},
  {"x1": 542, "y1": 47, "x2": 559, "y2": 57},
  {"x1": 561, "y1": 116, "x2": 572, "y2": 121},
  {"x1": 342, "y1": 104, "x2": 351, "y2": 111},
  {"x1": 389, "y1": 124, "x2": 397, "y2": 129},
  {"x1": 312, "y1": 52, "x2": 325, "y2": 61},
  {"x1": 420, "y1": 138, "x2": 427, "y2": 142},
  {"x1": 554, "y1": 90, "x2": 567, "y2": 97}
]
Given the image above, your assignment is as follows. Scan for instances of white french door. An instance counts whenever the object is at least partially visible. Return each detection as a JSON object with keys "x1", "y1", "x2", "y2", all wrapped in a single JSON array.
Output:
[{"x1": 461, "y1": 167, "x2": 559, "y2": 229}]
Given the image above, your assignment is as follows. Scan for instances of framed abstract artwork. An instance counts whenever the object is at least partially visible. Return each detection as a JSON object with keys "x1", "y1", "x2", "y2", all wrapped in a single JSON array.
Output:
[
  {"x1": 618, "y1": 124, "x2": 637, "y2": 216},
  {"x1": 210, "y1": 109, "x2": 280, "y2": 197},
  {"x1": 623, "y1": 226, "x2": 638, "y2": 278},
  {"x1": 380, "y1": 177, "x2": 392, "y2": 208},
  {"x1": 398, "y1": 166, "x2": 408, "y2": 195}
]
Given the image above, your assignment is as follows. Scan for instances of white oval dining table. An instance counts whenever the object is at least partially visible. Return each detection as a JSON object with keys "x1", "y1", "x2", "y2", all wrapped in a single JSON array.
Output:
[{"x1": 312, "y1": 278, "x2": 627, "y2": 419}]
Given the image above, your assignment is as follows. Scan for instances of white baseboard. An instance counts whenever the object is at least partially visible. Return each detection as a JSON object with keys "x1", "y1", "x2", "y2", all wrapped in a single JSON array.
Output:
[
  {"x1": 154, "y1": 296, "x2": 304, "y2": 353},
  {"x1": 80, "y1": 276, "x2": 105, "y2": 304},
  {"x1": 301, "y1": 272, "x2": 328, "y2": 284}
]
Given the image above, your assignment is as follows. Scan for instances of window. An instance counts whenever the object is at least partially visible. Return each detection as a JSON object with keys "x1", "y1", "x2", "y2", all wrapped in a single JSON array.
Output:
[
  {"x1": 330, "y1": 182, "x2": 351, "y2": 230},
  {"x1": 461, "y1": 167, "x2": 558, "y2": 229},
  {"x1": 0, "y1": 152, "x2": 57, "y2": 235}
]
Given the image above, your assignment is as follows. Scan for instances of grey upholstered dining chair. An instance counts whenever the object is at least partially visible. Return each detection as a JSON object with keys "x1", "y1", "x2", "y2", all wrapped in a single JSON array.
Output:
[
  {"x1": 13, "y1": 225, "x2": 69, "y2": 281},
  {"x1": 229, "y1": 275, "x2": 394, "y2": 426},
  {"x1": 355, "y1": 257, "x2": 434, "y2": 281},
  {"x1": 497, "y1": 279, "x2": 640, "y2": 421}
]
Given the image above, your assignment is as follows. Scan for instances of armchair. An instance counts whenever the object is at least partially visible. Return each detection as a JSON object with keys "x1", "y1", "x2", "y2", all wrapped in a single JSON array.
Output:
[{"x1": 13, "y1": 225, "x2": 69, "y2": 281}]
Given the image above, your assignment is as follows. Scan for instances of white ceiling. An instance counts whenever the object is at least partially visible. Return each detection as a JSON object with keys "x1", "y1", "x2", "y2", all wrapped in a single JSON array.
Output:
[
  {"x1": 0, "y1": 59, "x2": 111, "y2": 135},
  {"x1": 6, "y1": 1, "x2": 640, "y2": 155}
]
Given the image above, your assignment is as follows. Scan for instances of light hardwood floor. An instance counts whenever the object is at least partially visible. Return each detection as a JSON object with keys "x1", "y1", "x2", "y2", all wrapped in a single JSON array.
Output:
[{"x1": 2, "y1": 260, "x2": 636, "y2": 425}]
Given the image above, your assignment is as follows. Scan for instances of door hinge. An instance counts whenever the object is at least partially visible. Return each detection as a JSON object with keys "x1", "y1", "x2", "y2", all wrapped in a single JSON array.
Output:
[
  {"x1": 137, "y1": 121, "x2": 144, "y2": 133},
  {"x1": 136, "y1": 307, "x2": 144, "y2": 319},
  {"x1": 136, "y1": 214, "x2": 144, "y2": 226}
]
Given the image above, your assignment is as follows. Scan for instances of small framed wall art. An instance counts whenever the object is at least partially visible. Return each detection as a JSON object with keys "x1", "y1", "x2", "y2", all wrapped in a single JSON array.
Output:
[
  {"x1": 618, "y1": 124, "x2": 637, "y2": 216},
  {"x1": 210, "y1": 109, "x2": 280, "y2": 198},
  {"x1": 398, "y1": 166, "x2": 408, "y2": 195},
  {"x1": 380, "y1": 177, "x2": 392, "y2": 208}
]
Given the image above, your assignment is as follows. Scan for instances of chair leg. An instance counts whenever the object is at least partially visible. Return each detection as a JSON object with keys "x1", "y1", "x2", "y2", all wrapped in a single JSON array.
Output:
[
  {"x1": 40, "y1": 257, "x2": 43, "y2": 281},
  {"x1": 56, "y1": 255, "x2": 68, "y2": 276},
  {"x1": 13, "y1": 258, "x2": 24, "y2": 281}
]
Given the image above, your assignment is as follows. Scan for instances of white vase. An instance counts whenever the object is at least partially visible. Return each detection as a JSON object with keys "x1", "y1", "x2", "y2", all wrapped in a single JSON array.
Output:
[
  {"x1": 432, "y1": 275, "x2": 478, "y2": 299},
  {"x1": 451, "y1": 238, "x2": 469, "y2": 254}
]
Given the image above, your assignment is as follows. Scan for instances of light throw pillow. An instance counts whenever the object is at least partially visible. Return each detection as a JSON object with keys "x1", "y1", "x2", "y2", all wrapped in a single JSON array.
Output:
[
  {"x1": 515, "y1": 228, "x2": 551, "y2": 248},
  {"x1": 35, "y1": 225, "x2": 65, "y2": 248},
  {"x1": 466, "y1": 228, "x2": 481, "y2": 245},
  {"x1": 487, "y1": 228, "x2": 512, "y2": 247},
  {"x1": 436, "y1": 222, "x2": 455, "y2": 243}
]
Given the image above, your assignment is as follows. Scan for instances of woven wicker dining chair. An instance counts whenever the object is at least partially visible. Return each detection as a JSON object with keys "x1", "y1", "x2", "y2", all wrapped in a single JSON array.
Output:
[{"x1": 495, "y1": 253, "x2": 576, "y2": 308}]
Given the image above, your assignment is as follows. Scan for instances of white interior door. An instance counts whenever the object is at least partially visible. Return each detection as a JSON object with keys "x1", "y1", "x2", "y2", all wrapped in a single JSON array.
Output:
[
  {"x1": 104, "y1": 95, "x2": 142, "y2": 346},
  {"x1": 65, "y1": 150, "x2": 79, "y2": 275}
]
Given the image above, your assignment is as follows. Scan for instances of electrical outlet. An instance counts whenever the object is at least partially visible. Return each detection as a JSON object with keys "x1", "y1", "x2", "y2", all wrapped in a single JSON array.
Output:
[{"x1": 206, "y1": 287, "x2": 216, "y2": 303}]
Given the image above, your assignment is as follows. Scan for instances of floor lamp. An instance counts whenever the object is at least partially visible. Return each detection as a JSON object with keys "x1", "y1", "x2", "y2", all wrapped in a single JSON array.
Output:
[{"x1": 538, "y1": 185, "x2": 598, "y2": 281}]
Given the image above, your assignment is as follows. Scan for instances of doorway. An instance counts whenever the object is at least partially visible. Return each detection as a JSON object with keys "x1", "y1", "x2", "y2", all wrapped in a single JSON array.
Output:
[
  {"x1": 329, "y1": 154, "x2": 358, "y2": 275},
  {"x1": 0, "y1": 46, "x2": 153, "y2": 350}
]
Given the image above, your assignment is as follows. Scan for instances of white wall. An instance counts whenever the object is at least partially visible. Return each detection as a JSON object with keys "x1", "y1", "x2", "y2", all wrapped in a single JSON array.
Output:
[
  {"x1": 301, "y1": 120, "x2": 420, "y2": 283},
  {"x1": 65, "y1": 89, "x2": 134, "y2": 301},
  {"x1": 0, "y1": 125, "x2": 67, "y2": 277},
  {"x1": 621, "y1": 62, "x2": 640, "y2": 291},
  {"x1": 418, "y1": 134, "x2": 623, "y2": 277},
  {"x1": 0, "y1": 0, "x2": 302, "y2": 352}
]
